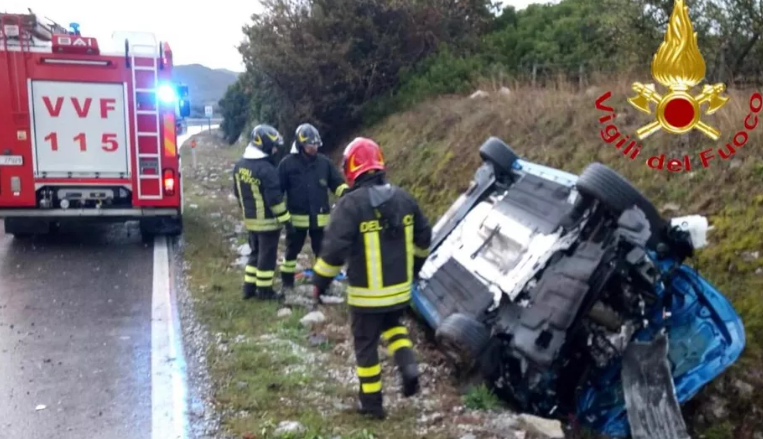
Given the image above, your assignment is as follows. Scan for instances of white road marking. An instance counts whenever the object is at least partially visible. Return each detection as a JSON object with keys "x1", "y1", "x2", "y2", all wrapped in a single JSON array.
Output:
[{"x1": 152, "y1": 235, "x2": 188, "y2": 439}]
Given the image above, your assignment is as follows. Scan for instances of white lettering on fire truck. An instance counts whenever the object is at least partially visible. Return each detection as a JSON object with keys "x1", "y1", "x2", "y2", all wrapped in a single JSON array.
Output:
[
  {"x1": 31, "y1": 81, "x2": 130, "y2": 177},
  {"x1": 41, "y1": 97, "x2": 118, "y2": 152},
  {"x1": 55, "y1": 36, "x2": 96, "y2": 47}
]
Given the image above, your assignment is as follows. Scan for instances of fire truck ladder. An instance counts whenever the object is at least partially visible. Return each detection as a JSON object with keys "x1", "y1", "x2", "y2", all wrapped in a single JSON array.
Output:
[
  {"x1": 1, "y1": 14, "x2": 31, "y2": 119},
  {"x1": 130, "y1": 42, "x2": 163, "y2": 200}
]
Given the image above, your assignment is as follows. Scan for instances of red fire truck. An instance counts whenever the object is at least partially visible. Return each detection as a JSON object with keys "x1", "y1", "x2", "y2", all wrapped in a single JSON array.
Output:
[{"x1": 0, "y1": 13, "x2": 189, "y2": 239}]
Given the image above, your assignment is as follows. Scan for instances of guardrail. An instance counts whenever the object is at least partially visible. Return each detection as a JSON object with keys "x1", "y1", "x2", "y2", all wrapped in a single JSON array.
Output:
[{"x1": 185, "y1": 118, "x2": 224, "y2": 126}]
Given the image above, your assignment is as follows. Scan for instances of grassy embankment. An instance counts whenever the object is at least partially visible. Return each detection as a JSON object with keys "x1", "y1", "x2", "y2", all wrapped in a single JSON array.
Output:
[
  {"x1": 361, "y1": 78, "x2": 763, "y2": 439},
  {"x1": 181, "y1": 77, "x2": 763, "y2": 439}
]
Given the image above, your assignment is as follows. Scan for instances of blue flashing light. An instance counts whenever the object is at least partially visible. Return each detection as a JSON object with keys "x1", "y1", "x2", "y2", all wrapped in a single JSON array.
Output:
[
  {"x1": 69, "y1": 22, "x2": 81, "y2": 35},
  {"x1": 158, "y1": 84, "x2": 178, "y2": 104}
]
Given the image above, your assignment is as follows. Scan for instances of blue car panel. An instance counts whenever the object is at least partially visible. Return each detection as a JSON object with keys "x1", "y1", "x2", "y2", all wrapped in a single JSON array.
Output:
[{"x1": 576, "y1": 258, "x2": 745, "y2": 437}]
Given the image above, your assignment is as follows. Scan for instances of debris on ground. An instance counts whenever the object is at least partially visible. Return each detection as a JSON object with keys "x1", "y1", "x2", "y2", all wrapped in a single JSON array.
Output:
[
  {"x1": 307, "y1": 333, "x2": 328, "y2": 347},
  {"x1": 237, "y1": 244, "x2": 251, "y2": 256},
  {"x1": 300, "y1": 311, "x2": 326, "y2": 327},
  {"x1": 274, "y1": 420, "x2": 306, "y2": 436},
  {"x1": 516, "y1": 414, "x2": 566, "y2": 438}
]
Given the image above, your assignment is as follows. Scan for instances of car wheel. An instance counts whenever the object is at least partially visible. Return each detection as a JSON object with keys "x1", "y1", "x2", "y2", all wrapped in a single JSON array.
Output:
[
  {"x1": 435, "y1": 313, "x2": 491, "y2": 370},
  {"x1": 575, "y1": 162, "x2": 666, "y2": 235},
  {"x1": 479, "y1": 137, "x2": 519, "y2": 176}
]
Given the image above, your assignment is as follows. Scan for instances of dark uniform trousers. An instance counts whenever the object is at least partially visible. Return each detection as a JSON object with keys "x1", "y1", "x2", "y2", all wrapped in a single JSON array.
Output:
[
  {"x1": 277, "y1": 152, "x2": 348, "y2": 286},
  {"x1": 233, "y1": 154, "x2": 291, "y2": 300},
  {"x1": 351, "y1": 309, "x2": 417, "y2": 409},
  {"x1": 312, "y1": 175, "x2": 432, "y2": 414},
  {"x1": 281, "y1": 227, "x2": 324, "y2": 287},
  {"x1": 243, "y1": 230, "x2": 281, "y2": 298}
]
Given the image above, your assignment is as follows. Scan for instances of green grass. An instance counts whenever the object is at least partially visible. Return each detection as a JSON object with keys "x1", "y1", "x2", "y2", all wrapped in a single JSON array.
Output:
[
  {"x1": 178, "y1": 133, "x2": 467, "y2": 439},
  {"x1": 462, "y1": 384, "x2": 503, "y2": 411}
]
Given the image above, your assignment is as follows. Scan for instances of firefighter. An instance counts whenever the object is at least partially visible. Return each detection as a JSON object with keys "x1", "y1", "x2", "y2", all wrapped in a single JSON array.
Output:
[
  {"x1": 277, "y1": 123, "x2": 349, "y2": 289},
  {"x1": 233, "y1": 124, "x2": 294, "y2": 300},
  {"x1": 311, "y1": 137, "x2": 432, "y2": 420}
]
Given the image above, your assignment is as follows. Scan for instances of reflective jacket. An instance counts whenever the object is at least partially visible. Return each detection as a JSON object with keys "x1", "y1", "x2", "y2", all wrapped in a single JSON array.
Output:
[
  {"x1": 312, "y1": 172, "x2": 432, "y2": 312},
  {"x1": 278, "y1": 152, "x2": 349, "y2": 229},
  {"x1": 233, "y1": 146, "x2": 291, "y2": 232}
]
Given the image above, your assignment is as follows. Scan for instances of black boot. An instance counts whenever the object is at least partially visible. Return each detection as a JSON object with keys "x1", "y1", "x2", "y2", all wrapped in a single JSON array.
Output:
[
  {"x1": 257, "y1": 287, "x2": 279, "y2": 301},
  {"x1": 357, "y1": 394, "x2": 386, "y2": 420},
  {"x1": 357, "y1": 404, "x2": 386, "y2": 420},
  {"x1": 243, "y1": 283, "x2": 258, "y2": 300},
  {"x1": 401, "y1": 363, "x2": 419, "y2": 397},
  {"x1": 281, "y1": 272, "x2": 295, "y2": 289}
]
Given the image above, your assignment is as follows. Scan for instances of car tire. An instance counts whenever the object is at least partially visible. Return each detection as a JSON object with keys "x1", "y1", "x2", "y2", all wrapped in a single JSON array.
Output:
[
  {"x1": 479, "y1": 137, "x2": 519, "y2": 176},
  {"x1": 435, "y1": 313, "x2": 491, "y2": 370},
  {"x1": 575, "y1": 162, "x2": 665, "y2": 235}
]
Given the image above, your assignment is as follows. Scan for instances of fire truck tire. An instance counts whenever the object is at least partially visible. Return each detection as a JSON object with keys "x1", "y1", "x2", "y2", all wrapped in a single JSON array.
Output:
[
  {"x1": 139, "y1": 216, "x2": 183, "y2": 243},
  {"x1": 4, "y1": 218, "x2": 51, "y2": 238}
]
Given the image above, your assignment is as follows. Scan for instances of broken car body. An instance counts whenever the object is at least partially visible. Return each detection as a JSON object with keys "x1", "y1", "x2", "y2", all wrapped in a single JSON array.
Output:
[{"x1": 410, "y1": 137, "x2": 745, "y2": 438}]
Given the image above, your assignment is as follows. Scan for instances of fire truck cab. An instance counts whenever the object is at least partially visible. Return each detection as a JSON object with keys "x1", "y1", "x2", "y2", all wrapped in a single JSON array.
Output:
[{"x1": 0, "y1": 13, "x2": 189, "y2": 239}]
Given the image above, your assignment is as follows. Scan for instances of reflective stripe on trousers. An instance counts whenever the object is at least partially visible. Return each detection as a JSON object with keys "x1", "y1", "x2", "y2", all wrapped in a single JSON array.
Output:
[{"x1": 291, "y1": 214, "x2": 330, "y2": 228}]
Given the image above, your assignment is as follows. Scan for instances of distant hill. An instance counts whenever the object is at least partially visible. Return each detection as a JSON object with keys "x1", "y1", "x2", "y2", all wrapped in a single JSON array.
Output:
[{"x1": 172, "y1": 64, "x2": 240, "y2": 117}]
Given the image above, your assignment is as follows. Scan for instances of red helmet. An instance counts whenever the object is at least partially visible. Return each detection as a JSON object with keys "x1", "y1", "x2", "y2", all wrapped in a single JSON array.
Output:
[{"x1": 342, "y1": 137, "x2": 386, "y2": 186}]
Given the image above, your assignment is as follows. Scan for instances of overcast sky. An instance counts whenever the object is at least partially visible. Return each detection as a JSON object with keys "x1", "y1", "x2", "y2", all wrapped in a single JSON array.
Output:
[{"x1": 5, "y1": 0, "x2": 553, "y2": 72}]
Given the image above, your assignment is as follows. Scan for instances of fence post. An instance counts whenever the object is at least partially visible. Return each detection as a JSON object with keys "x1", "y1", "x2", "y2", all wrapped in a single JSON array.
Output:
[
  {"x1": 532, "y1": 63, "x2": 538, "y2": 87},
  {"x1": 579, "y1": 64, "x2": 585, "y2": 88}
]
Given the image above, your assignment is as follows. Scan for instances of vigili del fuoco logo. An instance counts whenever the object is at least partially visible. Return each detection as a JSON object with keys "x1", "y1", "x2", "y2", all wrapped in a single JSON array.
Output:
[{"x1": 594, "y1": 0, "x2": 761, "y2": 172}]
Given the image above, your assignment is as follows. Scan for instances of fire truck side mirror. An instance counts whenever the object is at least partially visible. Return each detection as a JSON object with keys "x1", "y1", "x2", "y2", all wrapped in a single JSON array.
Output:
[{"x1": 177, "y1": 84, "x2": 191, "y2": 118}]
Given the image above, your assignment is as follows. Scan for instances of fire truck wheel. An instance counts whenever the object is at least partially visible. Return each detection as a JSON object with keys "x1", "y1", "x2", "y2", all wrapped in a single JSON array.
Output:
[
  {"x1": 4, "y1": 218, "x2": 50, "y2": 238},
  {"x1": 139, "y1": 216, "x2": 183, "y2": 243}
]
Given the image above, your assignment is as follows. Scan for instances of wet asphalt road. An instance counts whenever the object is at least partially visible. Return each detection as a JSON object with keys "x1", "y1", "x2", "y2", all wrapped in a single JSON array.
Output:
[{"x1": 0, "y1": 221, "x2": 154, "y2": 439}]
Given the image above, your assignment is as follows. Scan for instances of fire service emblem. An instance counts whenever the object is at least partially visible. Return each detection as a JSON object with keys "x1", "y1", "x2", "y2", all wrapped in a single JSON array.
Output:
[{"x1": 627, "y1": 0, "x2": 728, "y2": 140}]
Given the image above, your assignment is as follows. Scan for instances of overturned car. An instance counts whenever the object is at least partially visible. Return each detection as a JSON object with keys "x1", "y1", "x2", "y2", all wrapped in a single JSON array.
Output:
[{"x1": 411, "y1": 137, "x2": 745, "y2": 438}]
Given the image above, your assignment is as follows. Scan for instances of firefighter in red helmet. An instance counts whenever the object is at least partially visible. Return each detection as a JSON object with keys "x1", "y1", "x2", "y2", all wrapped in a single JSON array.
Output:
[{"x1": 311, "y1": 137, "x2": 432, "y2": 419}]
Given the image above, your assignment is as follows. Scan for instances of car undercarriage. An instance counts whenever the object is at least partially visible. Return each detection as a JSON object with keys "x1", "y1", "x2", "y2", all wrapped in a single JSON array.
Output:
[{"x1": 411, "y1": 137, "x2": 745, "y2": 438}]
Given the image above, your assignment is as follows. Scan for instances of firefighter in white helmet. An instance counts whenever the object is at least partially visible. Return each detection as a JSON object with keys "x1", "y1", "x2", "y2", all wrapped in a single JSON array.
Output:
[{"x1": 233, "y1": 124, "x2": 294, "y2": 300}]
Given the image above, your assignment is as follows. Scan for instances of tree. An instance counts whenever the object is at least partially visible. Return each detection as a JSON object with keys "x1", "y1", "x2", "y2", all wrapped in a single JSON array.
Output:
[
  {"x1": 218, "y1": 78, "x2": 251, "y2": 144},
  {"x1": 237, "y1": 0, "x2": 494, "y2": 149},
  {"x1": 221, "y1": 0, "x2": 763, "y2": 150}
]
